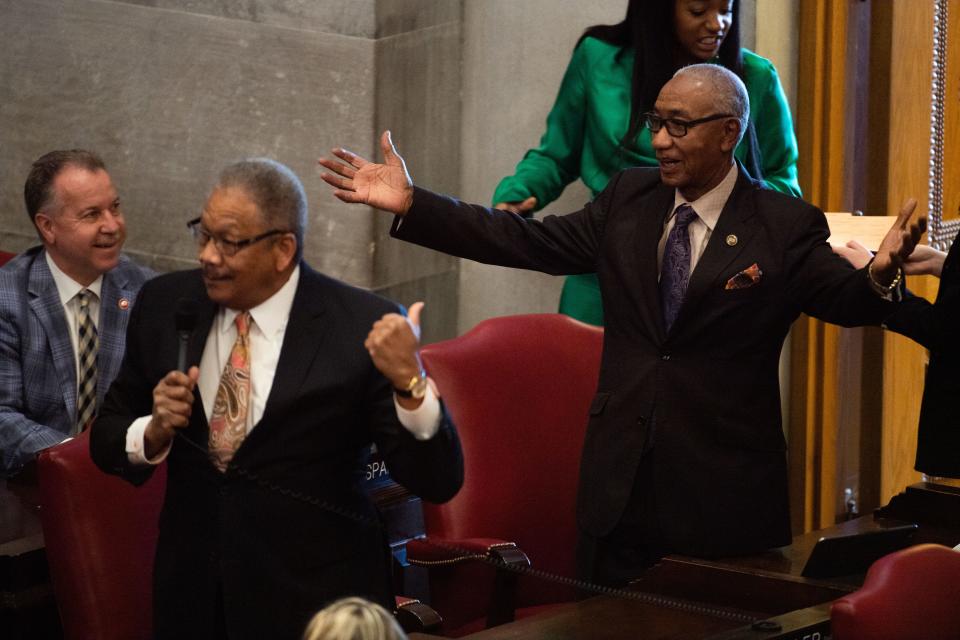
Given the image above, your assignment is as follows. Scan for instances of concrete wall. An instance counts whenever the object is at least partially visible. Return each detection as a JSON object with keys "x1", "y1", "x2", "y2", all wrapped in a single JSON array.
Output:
[
  {"x1": 0, "y1": 0, "x2": 460, "y2": 342},
  {"x1": 457, "y1": 1, "x2": 625, "y2": 333}
]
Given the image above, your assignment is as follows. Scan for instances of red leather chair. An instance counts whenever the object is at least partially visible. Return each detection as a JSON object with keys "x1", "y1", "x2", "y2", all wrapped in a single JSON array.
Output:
[
  {"x1": 410, "y1": 313, "x2": 603, "y2": 636},
  {"x1": 0, "y1": 250, "x2": 16, "y2": 266},
  {"x1": 830, "y1": 543, "x2": 960, "y2": 640},
  {"x1": 37, "y1": 430, "x2": 166, "y2": 640},
  {"x1": 37, "y1": 432, "x2": 439, "y2": 638}
]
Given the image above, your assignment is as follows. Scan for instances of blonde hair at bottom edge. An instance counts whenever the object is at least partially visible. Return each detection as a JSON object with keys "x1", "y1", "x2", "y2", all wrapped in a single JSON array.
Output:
[{"x1": 303, "y1": 597, "x2": 408, "y2": 640}]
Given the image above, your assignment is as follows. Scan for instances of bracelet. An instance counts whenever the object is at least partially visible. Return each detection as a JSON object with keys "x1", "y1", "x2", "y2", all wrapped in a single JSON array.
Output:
[
  {"x1": 867, "y1": 257, "x2": 903, "y2": 293},
  {"x1": 394, "y1": 370, "x2": 428, "y2": 399}
]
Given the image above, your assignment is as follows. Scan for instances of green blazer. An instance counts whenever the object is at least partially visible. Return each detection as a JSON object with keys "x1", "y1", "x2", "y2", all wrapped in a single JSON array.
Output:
[{"x1": 493, "y1": 37, "x2": 801, "y2": 325}]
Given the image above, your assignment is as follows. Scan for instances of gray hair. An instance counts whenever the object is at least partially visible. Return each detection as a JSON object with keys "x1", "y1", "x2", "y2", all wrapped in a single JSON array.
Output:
[
  {"x1": 215, "y1": 158, "x2": 308, "y2": 262},
  {"x1": 674, "y1": 64, "x2": 750, "y2": 146}
]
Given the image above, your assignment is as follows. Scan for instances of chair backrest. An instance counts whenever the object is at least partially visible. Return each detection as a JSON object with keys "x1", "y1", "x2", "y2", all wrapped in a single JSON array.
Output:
[
  {"x1": 830, "y1": 543, "x2": 960, "y2": 640},
  {"x1": 420, "y1": 314, "x2": 603, "y2": 605},
  {"x1": 37, "y1": 430, "x2": 167, "y2": 640},
  {"x1": 0, "y1": 250, "x2": 16, "y2": 266}
]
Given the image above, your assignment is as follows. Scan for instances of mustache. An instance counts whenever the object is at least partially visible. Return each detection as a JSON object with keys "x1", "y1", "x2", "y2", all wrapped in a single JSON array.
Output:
[{"x1": 202, "y1": 266, "x2": 230, "y2": 279}]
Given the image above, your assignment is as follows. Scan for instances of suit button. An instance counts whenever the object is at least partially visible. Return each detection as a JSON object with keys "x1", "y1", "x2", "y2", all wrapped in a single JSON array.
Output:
[{"x1": 661, "y1": 354, "x2": 671, "y2": 361}]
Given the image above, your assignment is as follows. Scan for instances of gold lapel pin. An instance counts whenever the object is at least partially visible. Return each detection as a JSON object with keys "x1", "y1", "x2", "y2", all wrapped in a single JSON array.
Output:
[
  {"x1": 726, "y1": 234, "x2": 738, "y2": 247},
  {"x1": 118, "y1": 297, "x2": 130, "y2": 310}
]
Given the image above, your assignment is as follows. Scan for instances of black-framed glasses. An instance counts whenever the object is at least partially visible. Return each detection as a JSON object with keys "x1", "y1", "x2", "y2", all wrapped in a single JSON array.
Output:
[
  {"x1": 186, "y1": 217, "x2": 290, "y2": 257},
  {"x1": 643, "y1": 112, "x2": 735, "y2": 138}
]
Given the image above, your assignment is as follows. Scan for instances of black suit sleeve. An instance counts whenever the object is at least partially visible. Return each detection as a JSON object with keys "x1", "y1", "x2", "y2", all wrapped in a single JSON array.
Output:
[
  {"x1": 882, "y1": 239, "x2": 960, "y2": 352},
  {"x1": 391, "y1": 182, "x2": 618, "y2": 275},
  {"x1": 371, "y1": 397, "x2": 463, "y2": 504},
  {"x1": 785, "y1": 206, "x2": 899, "y2": 326},
  {"x1": 89, "y1": 278, "x2": 161, "y2": 486}
]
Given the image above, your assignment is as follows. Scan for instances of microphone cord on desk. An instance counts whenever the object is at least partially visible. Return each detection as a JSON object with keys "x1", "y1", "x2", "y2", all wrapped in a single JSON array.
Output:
[{"x1": 172, "y1": 431, "x2": 760, "y2": 626}]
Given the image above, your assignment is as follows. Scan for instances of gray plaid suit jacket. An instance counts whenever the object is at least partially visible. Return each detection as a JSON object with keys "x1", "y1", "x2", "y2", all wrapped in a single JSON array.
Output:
[{"x1": 0, "y1": 246, "x2": 153, "y2": 475}]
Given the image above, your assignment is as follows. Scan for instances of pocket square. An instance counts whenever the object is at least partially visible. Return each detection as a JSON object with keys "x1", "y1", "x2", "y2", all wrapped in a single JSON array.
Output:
[{"x1": 725, "y1": 263, "x2": 762, "y2": 290}]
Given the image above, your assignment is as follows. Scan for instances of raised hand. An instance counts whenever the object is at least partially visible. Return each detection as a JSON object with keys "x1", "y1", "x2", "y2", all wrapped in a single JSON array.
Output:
[
  {"x1": 319, "y1": 130, "x2": 414, "y2": 215},
  {"x1": 871, "y1": 198, "x2": 927, "y2": 286},
  {"x1": 365, "y1": 301, "x2": 425, "y2": 407}
]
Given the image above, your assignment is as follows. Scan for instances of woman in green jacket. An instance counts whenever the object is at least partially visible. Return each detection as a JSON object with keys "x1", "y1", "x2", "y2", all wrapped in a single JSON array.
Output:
[{"x1": 493, "y1": 0, "x2": 801, "y2": 326}]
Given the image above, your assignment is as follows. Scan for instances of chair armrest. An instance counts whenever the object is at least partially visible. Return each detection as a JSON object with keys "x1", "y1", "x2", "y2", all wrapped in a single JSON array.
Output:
[
  {"x1": 406, "y1": 537, "x2": 531, "y2": 569},
  {"x1": 394, "y1": 596, "x2": 442, "y2": 634},
  {"x1": 406, "y1": 537, "x2": 531, "y2": 629}
]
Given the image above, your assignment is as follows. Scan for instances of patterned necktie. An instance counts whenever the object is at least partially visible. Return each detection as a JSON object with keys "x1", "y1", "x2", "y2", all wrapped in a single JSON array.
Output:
[
  {"x1": 660, "y1": 204, "x2": 699, "y2": 331},
  {"x1": 209, "y1": 312, "x2": 252, "y2": 472},
  {"x1": 76, "y1": 289, "x2": 98, "y2": 432}
]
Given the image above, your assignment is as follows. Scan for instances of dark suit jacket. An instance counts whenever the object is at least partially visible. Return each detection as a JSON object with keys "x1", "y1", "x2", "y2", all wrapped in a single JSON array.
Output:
[
  {"x1": 882, "y1": 238, "x2": 959, "y2": 478},
  {"x1": 90, "y1": 264, "x2": 463, "y2": 640},
  {"x1": 393, "y1": 166, "x2": 897, "y2": 558},
  {"x1": 0, "y1": 247, "x2": 153, "y2": 475}
]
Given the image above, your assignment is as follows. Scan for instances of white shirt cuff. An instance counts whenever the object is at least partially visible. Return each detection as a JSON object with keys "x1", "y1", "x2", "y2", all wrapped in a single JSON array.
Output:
[
  {"x1": 126, "y1": 416, "x2": 172, "y2": 465},
  {"x1": 394, "y1": 382, "x2": 441, "y2": 441}
]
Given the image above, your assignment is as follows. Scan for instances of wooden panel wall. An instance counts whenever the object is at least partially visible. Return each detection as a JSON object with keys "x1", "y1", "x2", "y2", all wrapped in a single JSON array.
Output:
[
  {"x1": 881, "y1": 0, "x2": 960, "y2": 501},
  {"x1": 796, "y1": 0, "x2": 960, "y2": 526},
  {"x1": 792, "y1": 0, "x2": 861, "y2": 533}
]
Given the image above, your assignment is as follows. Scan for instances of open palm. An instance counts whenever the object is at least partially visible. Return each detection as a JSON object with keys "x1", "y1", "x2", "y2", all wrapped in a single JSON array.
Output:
[
  {"x1": 319, "y1": 130, "x2": 414, "y2": 215},
  {"x1": 873, "y1": 198, "x2": 927, "y2": 285}
]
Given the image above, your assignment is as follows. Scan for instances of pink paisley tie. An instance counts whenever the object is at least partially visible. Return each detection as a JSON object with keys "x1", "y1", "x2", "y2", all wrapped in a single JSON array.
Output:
[{"x1": 208, "y1": 312, "x2": 251, "y2": 472}]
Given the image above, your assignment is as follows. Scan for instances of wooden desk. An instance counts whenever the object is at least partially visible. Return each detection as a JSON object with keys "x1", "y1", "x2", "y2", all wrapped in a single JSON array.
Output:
[
  {"x1": 407, "y1": 556, "x2": 840, "y2": 640},
  {"x1": 415, "y1": 596, "x2": 746, "y2": 640},
  {"x1": 412, "y1": 504, "x2": 960, "y2": 640}
]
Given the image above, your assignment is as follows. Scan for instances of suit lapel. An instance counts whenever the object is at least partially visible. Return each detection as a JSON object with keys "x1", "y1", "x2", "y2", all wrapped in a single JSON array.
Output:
[
  {"x1": 97, "y1": 265, "x2": 136, "y2": 402},
  {"x1": 160, "y1": 273, "x2": 218, "y2": 447},
  {"x1": 675, "y1": 171, "x2": 759, "y2": 330},
  {"x1": 189, "y1": 283, "x2": 218, "y2": 431},
  {"x1": 635, "y1": 184, "x2": 675, "y2": 342},
  {"x1": 27, "y1": 251, "x2": 77, "y2": 424},
  {"x1": 242, "y1": 265, "x2": 329, "y2": 448}
]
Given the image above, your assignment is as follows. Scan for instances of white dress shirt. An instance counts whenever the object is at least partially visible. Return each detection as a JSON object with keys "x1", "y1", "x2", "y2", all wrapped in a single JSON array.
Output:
[
  {"x1": 45, "y1": 251, "x2": 103, "y2": 399},
  {"x1": 657, "y1": 163, "x2": 739, "y2": 275},
  {"x1": 126, "y1": 265, "x2": 440, "y2": 464}
]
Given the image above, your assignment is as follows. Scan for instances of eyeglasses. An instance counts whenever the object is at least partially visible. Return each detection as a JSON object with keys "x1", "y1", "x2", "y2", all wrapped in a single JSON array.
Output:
[
  {"x1": 643, "y1": 112, "x2": 735, "y2": 138},
  {"x1": 186, "y1": 217, "x2": 289, "y2": 257}
]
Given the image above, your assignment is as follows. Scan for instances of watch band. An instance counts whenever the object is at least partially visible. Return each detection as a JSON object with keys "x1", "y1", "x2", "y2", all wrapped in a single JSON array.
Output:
[{"x1": 394, "y1": 371, "x2": 428, "y2": 399}]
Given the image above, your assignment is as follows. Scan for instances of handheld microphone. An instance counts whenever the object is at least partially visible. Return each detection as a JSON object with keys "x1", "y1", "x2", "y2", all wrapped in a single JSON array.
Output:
[{"x1": 175, "y1": 299, "x2": 199, "y2": 372}]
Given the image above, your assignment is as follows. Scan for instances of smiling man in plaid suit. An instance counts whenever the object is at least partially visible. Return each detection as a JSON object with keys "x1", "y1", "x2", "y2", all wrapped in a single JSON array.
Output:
[{"x1": 0, "y1": 149, "x2": 153, "y2": 476}]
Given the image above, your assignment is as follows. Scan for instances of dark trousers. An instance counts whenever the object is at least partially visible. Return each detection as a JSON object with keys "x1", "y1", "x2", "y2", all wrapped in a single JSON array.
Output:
[{"x1": 576, "y1": 451, "x2": 670, "y2": 588}]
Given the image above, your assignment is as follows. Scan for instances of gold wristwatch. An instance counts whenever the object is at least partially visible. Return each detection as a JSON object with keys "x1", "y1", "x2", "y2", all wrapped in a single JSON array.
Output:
[{"x1": 394, "y1": 370, "x2": 428, "y2": 399}]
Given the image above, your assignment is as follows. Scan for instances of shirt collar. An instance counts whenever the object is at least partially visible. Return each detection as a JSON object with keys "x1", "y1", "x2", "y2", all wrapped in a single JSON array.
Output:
[
  {"x1": 45, "y1": 250, "x2": 104, "y2": 305},
  {"x1": 670, "y1": 163, "x2": 739, "y2": 231},
  {"x1": 219, "y1": 265, "x2": 300, "y2": 338}
]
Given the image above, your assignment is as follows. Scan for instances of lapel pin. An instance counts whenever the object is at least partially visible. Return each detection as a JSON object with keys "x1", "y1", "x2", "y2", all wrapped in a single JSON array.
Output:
[
  {"x1": 118, "y1": 297, "x2": 130, "y2": 310},
  {"x1": 726, "y1": 234, "x2": 738, "y2": 247}
]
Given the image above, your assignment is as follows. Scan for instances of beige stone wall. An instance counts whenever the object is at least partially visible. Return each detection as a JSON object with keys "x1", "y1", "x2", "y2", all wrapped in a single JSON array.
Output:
[
  {"x1": 0, "y1": 0, "x2": 460, "y2": 342},
  {"x1": 456, "y1": 1, "x2": 626, "y2": 333}
]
